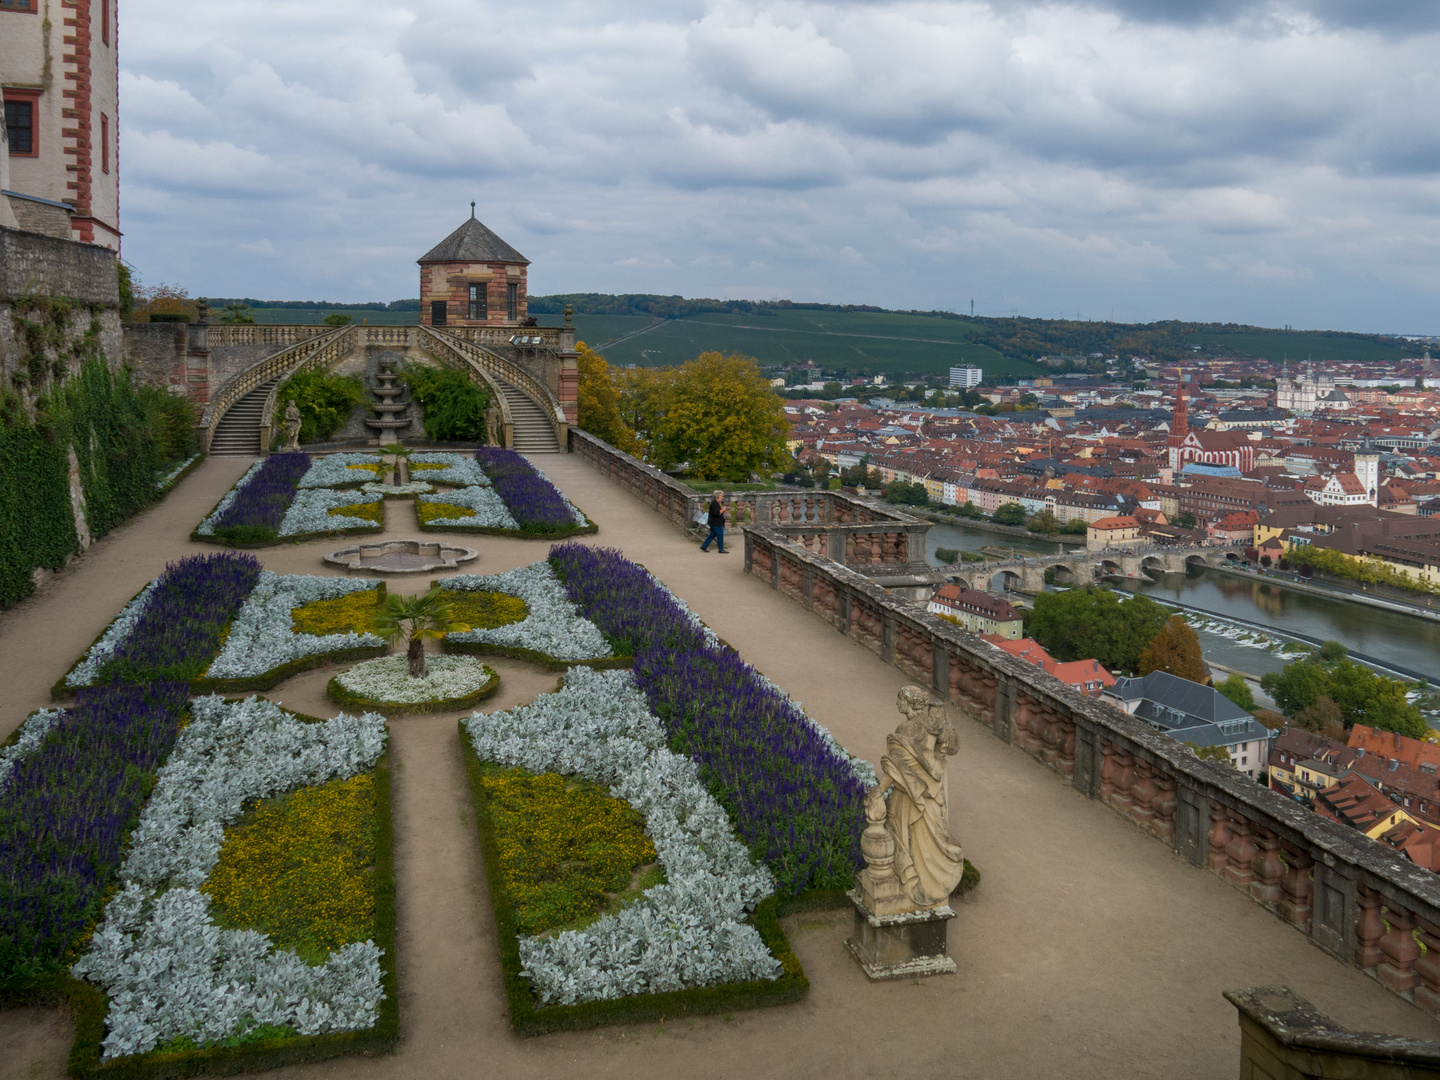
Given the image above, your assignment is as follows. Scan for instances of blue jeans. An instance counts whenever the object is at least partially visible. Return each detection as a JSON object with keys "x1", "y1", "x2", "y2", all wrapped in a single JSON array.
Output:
[{"x1": 701, "y1": 525, "x2": 726, "y2": 552}]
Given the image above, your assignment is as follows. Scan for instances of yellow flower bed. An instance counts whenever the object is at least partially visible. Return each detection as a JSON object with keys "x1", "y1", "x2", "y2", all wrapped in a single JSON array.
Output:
[
  {"x1": 437, "y1": 588, "x2": 527, "y2": 631},
  {"x1": 203, "y1": 773, "x2": 376, "y2": 964},
  {"x1": 327, "y1": 501, "x2": 384, "y2": 523},
  {"x1": 416, "y1": 500, "x2": 471, "y2": 524},
  {"x1": 346, "y1": 462, "x2": 386, "y2": 479},
  {"x1": 291, "y1": 589, "x2": 384, "y2": 635},
  {"x1": 409, "y1": 462, "x2": 446, "y2": 472},
  {"x1": 481, "y1": 768, "x2": 656, "y2": 936}
]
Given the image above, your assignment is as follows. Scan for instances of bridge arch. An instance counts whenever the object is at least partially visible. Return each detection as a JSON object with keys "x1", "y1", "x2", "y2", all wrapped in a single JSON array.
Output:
[
  {"x1": 1049, "y1": 562, "x2": 1081, "y2": 585},
  {"x1": 1185, "y1": 554, "x2": 1210, "y2": 569},
  {"x1": 1098, "y1": 559, "x2": 1125, "y2": 578},
  {"x1": 993, "y1": 569, "x2": 1024, "y2": 594}
]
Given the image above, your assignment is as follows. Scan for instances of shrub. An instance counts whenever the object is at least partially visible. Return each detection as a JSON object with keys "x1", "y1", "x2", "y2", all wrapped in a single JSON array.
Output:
[
  {"x1": 276, "y1": 370, "x2": 365, "y2": 443},
  {"x1": 400, "y1": 365, "x2": 490, "y2": 441}
]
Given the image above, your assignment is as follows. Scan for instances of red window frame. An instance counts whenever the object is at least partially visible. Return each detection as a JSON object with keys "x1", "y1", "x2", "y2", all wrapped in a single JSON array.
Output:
[
  {"x1": 0, "y1": 0, "x2": 39, "y2": 12},
  {"x1": 100, "y1": 113, "x2": 109, "y2": 172},
  {"x1": 4, "y1": 89, "x2": 40, "y2": 157},
  {"x1": 101, "y1": 0, "x2": 109, "y2": 44}
]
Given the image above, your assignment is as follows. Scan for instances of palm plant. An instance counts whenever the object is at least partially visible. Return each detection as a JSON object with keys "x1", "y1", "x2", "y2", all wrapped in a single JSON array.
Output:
[{"x1": 373, "y1": 587, "x2": 461, "y2": 678}]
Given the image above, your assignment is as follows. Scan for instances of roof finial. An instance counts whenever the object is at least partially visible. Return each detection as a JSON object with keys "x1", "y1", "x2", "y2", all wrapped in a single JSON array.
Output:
[{"x1": 470, "y1": 201, "x2": 476, "y2": 220}]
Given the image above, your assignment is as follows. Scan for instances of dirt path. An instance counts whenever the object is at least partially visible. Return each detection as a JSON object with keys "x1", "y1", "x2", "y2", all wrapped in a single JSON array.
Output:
[{"x1": 4, "y1": 452, "x2": 1440, "y2": 1080}]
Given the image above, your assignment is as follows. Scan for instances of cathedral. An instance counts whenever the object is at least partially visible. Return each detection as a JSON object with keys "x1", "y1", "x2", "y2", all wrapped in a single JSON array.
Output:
[{"x1": 1275, "y1": 362, "x2": 1351, "y2": 416}]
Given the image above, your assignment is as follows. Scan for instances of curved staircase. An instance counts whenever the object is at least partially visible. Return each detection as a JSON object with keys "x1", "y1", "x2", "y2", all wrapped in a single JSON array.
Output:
[
  {"x1": 495, "y1": 377, "x2": 560, "y2": 452},
  {"x1": 209, "y1": 378, "x2": 278, "y2": 456}
]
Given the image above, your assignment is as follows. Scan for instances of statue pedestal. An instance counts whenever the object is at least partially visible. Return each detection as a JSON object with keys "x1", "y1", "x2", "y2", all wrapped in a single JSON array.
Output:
[{"x1": 845, "y1": 889, "x2": 956, "y2": 981}]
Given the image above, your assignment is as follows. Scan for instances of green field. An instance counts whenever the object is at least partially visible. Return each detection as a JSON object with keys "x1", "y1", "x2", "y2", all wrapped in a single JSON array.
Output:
[
  {"x1": 541, "y1": 309, "x2": 1032, "y2": 377},
  {"x1": 1184, "y1": 328, "x2": 1417, "y2": 365},
  {"x1": 247, "y1": 308, "x2": 420, "y2": 325}
]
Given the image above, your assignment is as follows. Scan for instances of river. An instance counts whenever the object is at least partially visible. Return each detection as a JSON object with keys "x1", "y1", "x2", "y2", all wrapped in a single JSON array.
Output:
[{"x1": 924, "y1": 521, "x2": 1440, "y2": 683}]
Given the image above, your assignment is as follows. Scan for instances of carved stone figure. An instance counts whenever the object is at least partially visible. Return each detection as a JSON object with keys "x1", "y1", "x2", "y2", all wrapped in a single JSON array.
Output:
[
  {"x1": 857, "y1": 686, "x2": 964, "y2": 915},
  {"x1": 484, "y1": 401, "x2": 502, "y2": 447},
  {"x1": 283, "y1": 400, "x2": 302, "y2": 451}
]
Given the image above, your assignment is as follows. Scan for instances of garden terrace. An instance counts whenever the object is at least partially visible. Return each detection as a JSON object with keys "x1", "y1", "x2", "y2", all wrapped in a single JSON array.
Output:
[{"x1": 2, "y1": 449, "x2": 1439, "y2": 1079}]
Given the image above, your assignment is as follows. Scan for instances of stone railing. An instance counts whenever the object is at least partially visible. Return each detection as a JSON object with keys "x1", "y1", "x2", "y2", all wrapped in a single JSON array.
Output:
[
  {"x1": 444, "y1": 325, "x2": 562, "y2": 349},
  {"x1": 197, "y1": 326, "x2": 353, "y2": 452},
  {"x1": 257, "y1": 327, "x2": 366, "y2": 451},
  {"x1": 569, "y1": 430, "x2": 929, "y2": 566},
  {"x1": 420, "y1": 327, "x2": 567, "y2": 447},
  {"x1": 204, "y1": 325, "x2": 332, "y2": 347},
  {"x1": 743, "y1": 522, "x2": 1440, "y2": 1022}
]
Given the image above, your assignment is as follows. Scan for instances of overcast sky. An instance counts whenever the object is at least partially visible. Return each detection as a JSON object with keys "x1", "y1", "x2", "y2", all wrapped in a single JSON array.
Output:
[{"x1": 118, "y1": 0, "x2": 1440, "y2": 331}]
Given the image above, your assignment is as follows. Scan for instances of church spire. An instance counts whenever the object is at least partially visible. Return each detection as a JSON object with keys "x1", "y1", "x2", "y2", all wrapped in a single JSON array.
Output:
[{"x1": 1168, "y1": 368, "x2": 1188, "y2": 475}]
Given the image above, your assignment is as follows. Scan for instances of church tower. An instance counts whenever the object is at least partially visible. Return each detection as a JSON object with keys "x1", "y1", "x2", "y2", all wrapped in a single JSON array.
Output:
[{"x1": 1168, "y1": 369, "x2": 1188, "y2": 474}]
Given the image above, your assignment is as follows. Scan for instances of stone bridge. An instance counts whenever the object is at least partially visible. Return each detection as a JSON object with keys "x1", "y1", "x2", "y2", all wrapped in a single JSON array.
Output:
[{"x1": 945, "y1": 545, "x2": 1247, "y2": 594}]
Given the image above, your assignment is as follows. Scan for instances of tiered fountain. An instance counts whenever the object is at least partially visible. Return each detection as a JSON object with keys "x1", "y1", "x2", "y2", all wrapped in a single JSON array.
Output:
[{"x1": 365, "y1": 355, "x2": 412, "y2": 443}]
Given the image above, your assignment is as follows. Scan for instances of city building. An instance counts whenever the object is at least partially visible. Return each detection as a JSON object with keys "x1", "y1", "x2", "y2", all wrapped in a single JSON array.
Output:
[
  {"x1": 1086, "y1": 515, "x2": 1142, "y2": 551},
  {"x1": 982, "y1": 636, "x2": 1115, "y2": 695},
  {"x1": 1276, "y1": 363, "x2": 1352, "y2": 416},
  {"x1": 1316, "y1": 774, "x2": 1418, "y2": 840},
  {"x1": 418, "y1": 209, "x2": 530, "y2": 328},
  {"x1": 2, "y1": 0, "x2": 120, "y2": 247},
  {"x1": 927, "y1": 583, "x2": 1023, "y2": 639},
  {"x1": 1103, "y1": 671, "x2": 1274, "y2": 780},
  {"x1": 949, "y1": 366, "x2": 983, "y2": 389}
]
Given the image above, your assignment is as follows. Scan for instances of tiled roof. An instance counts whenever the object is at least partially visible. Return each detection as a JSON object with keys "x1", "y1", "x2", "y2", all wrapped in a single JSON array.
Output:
[{"x1": 419, "y1": 216, "x2": 529, "y2": 264}]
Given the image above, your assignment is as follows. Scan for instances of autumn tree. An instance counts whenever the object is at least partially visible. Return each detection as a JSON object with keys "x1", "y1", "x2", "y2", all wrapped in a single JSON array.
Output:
[
  {"x1": 1025, "y1": 587, "x2": 1169, "y2": 672},
  {"x1": 1260, "y1": 653, "x2": 1426, "y2": 738},
  {"x1": 1137, "y1": 615, "x2": 1208, "y2": 683},
  {"x1": 130, "y1": 281, "x2": 197, "y2": 322},
  {"x1": 575, "y1": 343, "x2": 639, "y2": 454}
]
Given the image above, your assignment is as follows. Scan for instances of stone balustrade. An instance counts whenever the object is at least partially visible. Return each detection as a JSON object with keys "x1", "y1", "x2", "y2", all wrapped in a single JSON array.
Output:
[
  {"x1": 204, "y1": 325, "x2": 332, "y2": 347},
  {"x1": 743, "y1": 521, "x2": 1440, "y2": 1022}
]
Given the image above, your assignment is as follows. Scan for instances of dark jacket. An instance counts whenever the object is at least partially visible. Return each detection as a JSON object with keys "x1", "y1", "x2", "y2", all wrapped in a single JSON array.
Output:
[{"x1": 707, "y1": 500, "x2": 726, "y2": 527}]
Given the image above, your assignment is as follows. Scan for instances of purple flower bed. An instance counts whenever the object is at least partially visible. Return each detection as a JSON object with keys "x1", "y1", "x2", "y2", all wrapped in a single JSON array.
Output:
[
  {"x1": 211, "y1": 451, "x2": 310, "y2": 538},
  {"x1": 96, "y1": 553, "x2": 262, "y2": 684},
  {"x1": 0, "y1": 681, "x2": 189, "y2": 980},
  {"x1": 549, "y1": 543, "x2": 866, "y2": 896},
  {"x1": 476, "y1": 448, "x2": 578, "y2": 533}
]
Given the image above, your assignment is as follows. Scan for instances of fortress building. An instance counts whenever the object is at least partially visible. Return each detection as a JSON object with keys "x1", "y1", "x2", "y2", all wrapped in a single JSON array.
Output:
[
  {"x1": 418, "y1": 207, "x2": 529, "y2": 328},
  {"x1": 1276, "y1": 361, "x2": 1351, "y2": 416}
]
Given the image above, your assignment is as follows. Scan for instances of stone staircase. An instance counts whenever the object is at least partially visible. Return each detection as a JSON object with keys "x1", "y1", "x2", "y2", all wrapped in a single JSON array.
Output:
[
  {"x1": 209, "y1": 378, "x2": 278, "y2": 456},
  {"x1": 495, "y1": 377, "x2": 559, "y2": 452}
]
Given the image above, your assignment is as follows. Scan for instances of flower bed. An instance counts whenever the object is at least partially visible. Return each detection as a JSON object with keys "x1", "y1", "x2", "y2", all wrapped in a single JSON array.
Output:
[
  {"x1": 0, "y1": 681, "x2": 191, "y2": 983},
  {"x1": 476, "y1": 448, "x2": 588, "y2": 532},
  {"x1": 70, "y1": 695, "x2": 395, "y2": 1066},
  {"x1": 59, "y1": 554, "x2": 262, "y2": 693},
  {"x1": 195, "y1": 453, "x2": 310, "y2": 544},
  {"x1": 298, "y1": 454, "x2": 384, "y2": 489},
  {"x1": 442, "y1": 562, "x2": 616, "y2": 667},
  {"x1": 360, "y1": 480, "x2": 432, "y2": 497},
  {"x1": 329, "y1": 655, "x2": 499, "y2": 715},
  {"x1": 0, "y1": 708, "x2": 63, "y2": 794},
  {"x1": 415, "y1": 486, "x2": 518, "y2": 530},
  {"x1": 201, "y1": 574, "x2": 386, "y2": 690},
  {"x1": 549, "y1": 543, "x2": 871, "y2": 897},
  {"x1": 154, "y1": 454, "x2": 202, "y2": 495},
  {"x1": 462, "y1": 668, "x2": 805, "y2": 1032},
  {"x1": 408, "y1": 452, "x2": 491, "y2": 487},
  {"x1": 278, "y1": 488, "x2": 384, "y2": 537}
]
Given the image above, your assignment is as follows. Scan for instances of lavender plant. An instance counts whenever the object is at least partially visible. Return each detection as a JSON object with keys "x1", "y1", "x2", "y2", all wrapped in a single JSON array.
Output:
[
  {"x1": 476, "y1": 448, "x2": 585, "y2": 532},
  {"x1": 0, "y1": 681, "x2": 190, "y2": 980},
  {"x1": 548, "y1": 544, "x2": 867, "y2": 896},
  {"x1": 210, "y1": 452, "x2": 311, "y2": 540},
  {"x1": 94, "y1": 553, "x2": 262, "y2": 684}
]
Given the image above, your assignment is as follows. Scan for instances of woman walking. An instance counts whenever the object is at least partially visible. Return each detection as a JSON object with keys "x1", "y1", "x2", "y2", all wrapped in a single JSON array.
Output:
[{"x1": 700, "y1": 490, "x2": 728, "y2": 554}]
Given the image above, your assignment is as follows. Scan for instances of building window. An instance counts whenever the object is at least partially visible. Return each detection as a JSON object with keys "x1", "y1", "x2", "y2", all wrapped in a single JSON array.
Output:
[
  {"x1": 468, "y1": 282, "x2": 487, "y2": 321},
  {"x1": 507, "y1": 282, "x2": 518, "y2": 321},
  {"x1": 100, "y1": 113, "x2": 109, "y2": 173},
  {"x1": 0, "y1": 0, "x2": 39, "y2": 11},
  {"x1": 4, "y1": 95, "x2": 37, "y2": 155},
  {"x1": 101, "y1": 0, "x2": 109, "y2": 43}
]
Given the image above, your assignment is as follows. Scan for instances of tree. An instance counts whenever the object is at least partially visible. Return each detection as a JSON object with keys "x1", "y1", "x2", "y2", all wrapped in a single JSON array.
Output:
[
  {"x1": 398, "y1": 365, "x2": 489, "y2": 441},
  {"x1": 323, "y1": 312, "x2": 352, "y2": 325},
  {"x1": 935, "y1": 547, "x2": 961, "y2": 564},
  {"x1": 957, "y1": 501, "x2": 985, "y2": 520},
  {"x1": 1174, "y1": 512, "x2": 1197, "y2": 530},
  {"x1": 992, "y1": 503, "x2": 1027, "y2": 526},
  {"x1": 575, "y1": 343, "x2": 639, "y2": 453},
  {"x1": 131, "y1": 281, "x2": 196, "y2": 322},
  {"x1": 1026, "y1": 587, "x2": 1169, "y2": 671},
  {"x1": 1138, "y1": 615, "x2": 1208, "y2": 683},
  {"x1": 1217, "y1": 673, "x2": 1256, "y2": 712},
  {"x1": 219, "y1": 301, "x2": 255, "y2": 324},
  {"x1": 1026, "y1": 510, "x2": 1060, "y2": 535},
  {"x1": 373, "y1": 587, "x2": 463, "y2": 678},
  {"x1": 1261, "y1": 662, "x2": 1331, "y2": 716},
  {"x1": 1261, "y1": 654, "x2": 1428, "y2": 738},
  {"x1": 275, "y1": 369, "x2": 365, "y2": 443},
  {"x1": 885, "y1": 481, "x2": 928, "y2": 506},
  {"x1": 1292, "y1": 695, "x2": 1346, "y2": 740},
  {"x1": 1062, "y1": 518, "x2": 1088, "y2": 535}
]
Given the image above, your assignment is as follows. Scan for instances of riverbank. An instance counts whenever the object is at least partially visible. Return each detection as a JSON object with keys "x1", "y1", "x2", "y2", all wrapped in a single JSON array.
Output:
[
  {"x1": 901, "y1": 505, "x2": 1088, "y2": 547},
  {"x1": 1207, "y1": 562, "x2": 1440, "y2": 626}
]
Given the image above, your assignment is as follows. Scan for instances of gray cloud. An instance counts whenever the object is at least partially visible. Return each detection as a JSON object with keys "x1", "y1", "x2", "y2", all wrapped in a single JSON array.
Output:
[{"x1": 115, "y1": 0, "x2": 1440, "y2": 331}]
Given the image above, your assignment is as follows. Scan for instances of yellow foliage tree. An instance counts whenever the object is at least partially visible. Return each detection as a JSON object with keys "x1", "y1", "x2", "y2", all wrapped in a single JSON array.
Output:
[
  {"x1": 1137, "y1": 615, "x2": 1208, "y2": 684},
  {"x1": 130, "y1": 282, "x2": 198, "y2": 322},
  {"x1": 575, "y1": 343, "x2": 639, "y2": 454},
  {"x1": 625, "y1": 352, "x2": 789, "y2": 481}
]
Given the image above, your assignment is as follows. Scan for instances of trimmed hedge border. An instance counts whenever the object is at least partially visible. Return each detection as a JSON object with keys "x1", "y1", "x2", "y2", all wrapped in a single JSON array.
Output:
[
  {"x1": 326, "y1": 663, "x2": 500, "y2": 716},
  {"x1": 56, "y1": 749, "x2": 399, "y2": 1078},
  {"x1": 415, "y1": 512, "x2": 599, "y2": 541},
  {"x1": 440, "y1": 638, "x2": 632, "y2": 672},
  {"x1": 460, "y1": 733, "x2": 809, "y2": 1035},
  {"x1": 49, "y1": 581, "x2": 151, "y2": 700},
  {"x1": 154, "y1": 454, "x2": 205, "y2": 499},
  {"x1": 189, "y1": 523, "x2": 382, "y2": 550}
]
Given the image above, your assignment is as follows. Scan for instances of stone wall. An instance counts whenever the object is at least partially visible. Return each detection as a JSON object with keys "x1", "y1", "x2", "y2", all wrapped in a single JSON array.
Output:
[
  {"x1": 122, "y1": 322, "x2": 188, "y2": 392},
  {"x1": 743, "y1": 522, "x2": 1440, "y2": 1024}
]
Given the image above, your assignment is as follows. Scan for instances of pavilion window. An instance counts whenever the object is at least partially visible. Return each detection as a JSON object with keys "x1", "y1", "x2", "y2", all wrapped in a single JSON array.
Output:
[
  {"x1": 507, "y1": 282, "x2": 518, "y2": 321},
  {"x1": 469, "y1": 282, "x2": 487, "y2": 321}
]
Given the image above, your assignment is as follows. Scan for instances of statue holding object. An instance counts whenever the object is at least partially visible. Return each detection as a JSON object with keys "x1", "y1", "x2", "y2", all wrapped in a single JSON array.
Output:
[{"x1": 283, "y1": 400, "x2": 303, "y2": 451}]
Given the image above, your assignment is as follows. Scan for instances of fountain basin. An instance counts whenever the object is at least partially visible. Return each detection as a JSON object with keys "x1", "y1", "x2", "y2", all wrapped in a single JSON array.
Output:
[{"x1": 325, "y1": 539, "x2": 478, "y2": 574}]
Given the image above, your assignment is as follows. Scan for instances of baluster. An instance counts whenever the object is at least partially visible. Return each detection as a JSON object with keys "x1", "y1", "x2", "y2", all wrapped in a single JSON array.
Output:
[
  {"x1": 1058, "y1": 717, "x2": 1077, "y2": 776},
  {"x1": 1355, "y1": 886, "x2": 1385, "y2": 970},
  {"x1": 1379, "y1": 902, "x2": 1422, "y2": 993},
  {"x1": 1278, "y1": 844, "x2": 1313, "y2": 931},
  {"x1": 1041, "y1": 708, "x2": 1062, "y2": 768},
  {"x1": 1108, "y1": 748, "x2": 1135, "y2": 812},
  {"x1": 1414, "y1": 919, "x2": 1440, "y2": 1016},
  {"x1": 1249, "y1": 827, "x2": 1284, "y2": 906},
  {"x1": 1130, "y1": 759, "x2": 1156, "y2": 827},
  {"x1": 1151, "y1": 769, "x2": 1176, "y2": 840},
  {"x1": 1099, "y1": 741, "x2": 1116, "y2": 803},
  {"x1": 1208, "y1": 803, "x2": 1231, "y2": 873},
  {"x1": 1223, "y1": 813, "x2": 1256, "y2": 887}
]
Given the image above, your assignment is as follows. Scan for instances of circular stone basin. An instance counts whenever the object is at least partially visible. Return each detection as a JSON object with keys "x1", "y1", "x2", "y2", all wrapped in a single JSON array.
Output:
[{"x1": 324, "y1": 539, "x2": 478, "y2": 574}]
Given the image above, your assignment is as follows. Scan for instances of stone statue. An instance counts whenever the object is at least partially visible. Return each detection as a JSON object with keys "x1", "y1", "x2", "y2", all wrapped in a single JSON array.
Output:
[
  {"x1": 484, "y1": 400, "x2": 502, "y2": 447},
  {"x1": 857, "y1": 686, "x2": 964, "y2": 915},
  {"x1": 283, "y1": 400, "x2": 302, "y2": 451}
]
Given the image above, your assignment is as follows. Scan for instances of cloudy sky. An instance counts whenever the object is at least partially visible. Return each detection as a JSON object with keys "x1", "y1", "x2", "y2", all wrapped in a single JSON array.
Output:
[{"x1": 118, "y1": 0, "x2": 1440, "y2": 330}]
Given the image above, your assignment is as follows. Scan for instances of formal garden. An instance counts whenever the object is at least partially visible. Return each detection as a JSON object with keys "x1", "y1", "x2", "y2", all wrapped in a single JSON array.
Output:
[{"x1": 0, "y1": 447, "x2": 892, "y2": 1073}]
